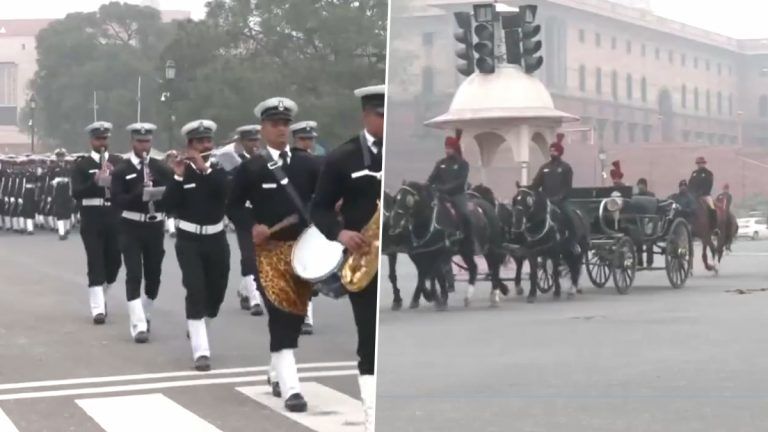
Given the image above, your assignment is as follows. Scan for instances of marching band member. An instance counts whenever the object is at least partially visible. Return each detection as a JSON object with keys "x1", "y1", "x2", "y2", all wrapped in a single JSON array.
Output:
[
  {"x1": 310, "y1": 84, "x2": 385, "y2": 432},
  {"x1": 52, "y1": 149, "x2": 74, "y2": 240},
  {"x1": 162, "y1": 119, "x2": 230, "y2": 371},
  {"x1": 111, "y1": 123, "x2": 173, "y2": 343},
  {"x1": 71, "y1": 121, "x2": 123, "y2": 324},
  {"x1": 228, "y1": 97, "x2": 320, "y2": 412},
  {"x1": 290, "y1": 120, "x2": 322, "y2": 335},
  {"x1": 228, "y1": 125, "x2": 265, "y2": 316}
]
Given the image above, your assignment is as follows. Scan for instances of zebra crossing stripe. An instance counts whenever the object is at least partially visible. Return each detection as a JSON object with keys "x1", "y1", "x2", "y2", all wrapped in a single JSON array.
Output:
[
  {"x1": 76, "y1": 393, "x2": 221, "y2": 432},
  {"x1": 0, "y1": 408, "x2": 19, "y2": 432},
  {"x1": 236, "y1": 382, "x2": 365, "y2": 432}
]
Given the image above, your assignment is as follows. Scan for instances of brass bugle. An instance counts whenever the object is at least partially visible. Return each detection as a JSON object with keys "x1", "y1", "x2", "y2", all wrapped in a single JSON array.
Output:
[{"x1": 180, "y1": 149, "x2": 214, "y2": 161}]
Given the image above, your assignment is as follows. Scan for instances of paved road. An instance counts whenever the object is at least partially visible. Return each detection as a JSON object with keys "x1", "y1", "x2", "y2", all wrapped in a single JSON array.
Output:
[
  {"x1": 377, "y1": 239, "x2": 768, "y2": 432},
  {"x1": 0, "y1": 229, "x2": 363, "y2": 432}
]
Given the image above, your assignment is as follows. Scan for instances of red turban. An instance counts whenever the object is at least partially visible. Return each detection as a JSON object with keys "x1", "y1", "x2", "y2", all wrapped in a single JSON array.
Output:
[
  {"x1": 445, "y1": 136, "x2": 462, "y2": 156},
  {"x1": 549, "y1": 133, "x2": 565, "y2": 156}
]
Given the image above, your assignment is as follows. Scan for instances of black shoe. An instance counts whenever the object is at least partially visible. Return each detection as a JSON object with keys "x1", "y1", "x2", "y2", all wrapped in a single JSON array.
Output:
[
  {"x1": 301, "y1": 322, "x2": 313, "y2": 335},
  {"x1": 250, "y1": 304, "x2": 264, "y2": 316},
  {"x1": 194, "y1": 356, "x2": 211, "y2": 372},
  {"x1": 134, "y1": 331, "x2": 149, "y2": 344},
  {"x1": 268, "y1": 377, "x2": 281, "y2": 398},
  {"x1": 238, "y1": 293, "x2": 250, "y2": 311},
  {"x1": 284, "y1": 393, "x2": 307, "y2": 412},
  {"x1": 93, "y1": 313, "x2": 106, "y2": 325}
]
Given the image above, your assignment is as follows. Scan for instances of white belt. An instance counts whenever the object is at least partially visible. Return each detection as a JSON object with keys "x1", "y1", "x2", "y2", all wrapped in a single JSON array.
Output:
[
  {"x1": 25, "y1": 185, "x2": 35, "y2": 189},
  {"x1": 122, "y1": 210, "x2": 165, "y2": 223},
  {"x1": 81, "y1": 198, "x2": 110, "y2": 207},
  {"x1": 178, "y1": 220, "x2": 224, "y2": 235}
]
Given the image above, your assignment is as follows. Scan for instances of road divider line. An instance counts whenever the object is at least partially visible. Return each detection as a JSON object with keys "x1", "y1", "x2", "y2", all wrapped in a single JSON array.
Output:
[
  {"x1": 0, "y1": 408, "x2": 19, "y2": 432},
  {"x1": 237, "y1": 382, "x2": 365, "y2": 432},
  {"x1": 77, "y1": 393, "x2": 222, "y2": 432},
  {"x1": 0, "y1": 361, "x2": 356, "y2": 392},
  {"x1": 0, "y1": 370, "x2": 357, "y2": 401}
]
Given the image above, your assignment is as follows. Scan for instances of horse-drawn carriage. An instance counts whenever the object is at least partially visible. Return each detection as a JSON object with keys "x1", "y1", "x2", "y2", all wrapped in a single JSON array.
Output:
[{"x1": 559, "y1": 186, "x2": 694, "y2": 294}]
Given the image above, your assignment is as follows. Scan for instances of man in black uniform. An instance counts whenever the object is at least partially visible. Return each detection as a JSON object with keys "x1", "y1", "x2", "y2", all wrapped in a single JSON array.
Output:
[
  {"x1": 311, "y1": 85, "x2": 384, "y2": 432},
  {"x1": 230, "y1": 98, "x2": 320, "y2": 413},
  {"x1": 52, "y1": 149, "x2": 74, "y2": 240},
  {"x1": 163, "y1": 119, "x2": 230, "y2": 371},
  {"x1": 636, "y1": 178, "x2": 655, "y2": 197},
  {"x1": 228, "y1": 124, "x2": 264, "y2": 317},
  {"x1": 290, "y1": 120, "x2": 322, "y2": 335},
  {"x1": 19, "y1": 158, "x2": 38, "y2": 235},
  {"x1": 670, "y1": 180, "x2": 697, "y2": 218},
  {"x1": 427, "y1": 133, "x2": 471, "y2": 245},
  {"x1": 111, "y1": 123, "x2": 173, "y2": 343},
  {"x1": 530, "y1": 133, "x2": 578, "y2": 252},
  {"x1": 688, "y1": 156, "x2": 716, "y2": 229},
  {"x1": 719, "y1": 183, "x2": 733, "y2": 211},
  {"x1": 71, "y1": 121, "x2": 123, "y2": 324}
]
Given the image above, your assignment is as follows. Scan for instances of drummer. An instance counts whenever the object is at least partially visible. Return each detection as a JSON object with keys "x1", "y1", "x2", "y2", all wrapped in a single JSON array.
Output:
[{"x1": 227, "y1": 97, "x2": 320, "y2": 413}]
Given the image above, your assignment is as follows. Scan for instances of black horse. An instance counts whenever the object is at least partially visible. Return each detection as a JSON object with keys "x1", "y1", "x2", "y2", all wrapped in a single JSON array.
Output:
[
  {"x1": 389, "y1": 181, "x2": 508, "y2": 310},
  {"x1": 382, "y1": 190, "x2": 433, "y2": 310},
  {"x1": 508, "y1": 187, "x2": 588, "y2": 303},
  {"x1": 468, "y1": 184, "x2": 526, "y2": 296}
]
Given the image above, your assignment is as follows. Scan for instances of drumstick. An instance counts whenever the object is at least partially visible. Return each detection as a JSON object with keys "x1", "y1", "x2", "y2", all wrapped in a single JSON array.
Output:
[{"x1": 269, "y1": 214, "x2": 299, "y2": 234}]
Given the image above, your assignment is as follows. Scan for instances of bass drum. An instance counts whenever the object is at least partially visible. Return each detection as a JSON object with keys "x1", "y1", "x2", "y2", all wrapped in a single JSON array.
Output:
[{"x1": 291, "y1": 225, "x2": 347, "y2": 298}]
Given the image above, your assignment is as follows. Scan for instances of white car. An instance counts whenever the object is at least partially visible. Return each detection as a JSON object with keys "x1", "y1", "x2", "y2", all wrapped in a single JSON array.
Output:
[{"x1": 737, "y1": 218, "x2": 768, "y2": 240}]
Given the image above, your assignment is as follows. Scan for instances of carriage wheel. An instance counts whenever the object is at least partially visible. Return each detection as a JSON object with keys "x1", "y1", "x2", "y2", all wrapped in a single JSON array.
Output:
[
  {"x1": 585, "y1": 250, "x2": 611, "y2": 288},
  {"x1": 536, "y1": 256, "x2": 555, "y2": 294},
  {"x1": 611, "y1": 237, "x2": 637, "y2": 295},
  {"x1": 665, "y1": 218, "x2": 693, "y2": 289}
]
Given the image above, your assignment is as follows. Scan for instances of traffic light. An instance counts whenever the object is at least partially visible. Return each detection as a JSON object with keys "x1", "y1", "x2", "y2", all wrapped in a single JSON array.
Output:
[
  {"x1": 502, "y1": 13, "x2": 522, "y2": 65},
  {"x1": 473, "y1": 22, "x2": 495, "y2": 74},
  {"x1": 520, "y1": 5, "x2": 543, "y2": 74},
  {"x1": 453, "y1": 12, "x2": 475, "y2": 77}
]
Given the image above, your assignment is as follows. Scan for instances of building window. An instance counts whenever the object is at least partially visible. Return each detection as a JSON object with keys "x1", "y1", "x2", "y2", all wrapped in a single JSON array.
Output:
[
  {"x1": 706, "y1": 90, "x2": 711, "y2": 114},
  {"x1": 626, "y1": 40, "x2": 632, "y2": 54},
  {"x1": 668, "y1": 50, "x2": 674, "y2": 64},
  {"x1": 694, "y1": 56, "x2": 699, "y2": 69},
  {"x1": 641, "y1": 77, "x2": 647, "y2": 102},
  {"x1": 717, "y1": 91, "x2": 722, "y2": 115},
  {"x1": 760, "y1": 95, "x2": 768, "y2": 117},
  {"x1": 728, "y1": 94, "x2": 733, "y2": 116},
  {"x1": 717, "y1": 63, "x2": 722, "y2": 75},
  {"x1": 595, "y1": 32, "x2": 601, "y2": 47},
  {"x1": 611, "y1": 70, "x2": 618, "y2": 100},
  {"x1": 655, "y1": 47, "x2": 660, "y2": 60},
  {"x1": 611, "y1": 36, "x2": 617, "y2": 50},
  {"x1": 682, "y1": 84, "x2": 687, "y2": 108},
  {"x1": 422, "y1": 32, "x2": 434, "y2": 47},
  {"x1": 641, "y1": 43, "x2": 646, "y2": 57},
  {"x1": 681, "y1": 53, "x2": 686, "y2": 67},
  {"x1": 596, "y1": 67, "x2": 603, "y2": 94},
  {"x1": 579, "y1": 29, "x2": 585, "y2": 42},
  {"x1": 694, "y1": 87, "x2": 699, "y2": 111},
  {"x1": 421, "y1": 66, "x2": 434, "y2": 95},
  {"x1": 626, "y1": 73, "x2": 633, "y2": 100},
  {"x1": 0, "y1": 63, "x2": 18, "y2": 106},
  {"x1": 579, "y1": 65, "x2": 586, "y2": 92}
]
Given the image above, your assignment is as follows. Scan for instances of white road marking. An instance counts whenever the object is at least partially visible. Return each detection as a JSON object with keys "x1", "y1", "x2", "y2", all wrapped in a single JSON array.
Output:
[
  {"x1": 0, "y1": 370, "x2": 357, "y2": 401},
  {"x1": 0, "y1": 408, "x2": 19, "y2": 432},
  {"x1": 237, "y1": 382, "x2": 365, "y2": 432},
  {"x1": 0, "y1": 361, "x2": 356, "y2": 392},
  {"x1": 77, "y1": 393, "x2": 222, "y2": 432}
]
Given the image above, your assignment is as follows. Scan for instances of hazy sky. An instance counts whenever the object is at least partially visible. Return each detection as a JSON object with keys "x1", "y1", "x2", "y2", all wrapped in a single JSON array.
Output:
[
  {"x1": 2, "y1": 0, "x2": 768, "y2": 39},
  {"x1": 2, "y1": 0, "x2": 208, "y2": 20}
]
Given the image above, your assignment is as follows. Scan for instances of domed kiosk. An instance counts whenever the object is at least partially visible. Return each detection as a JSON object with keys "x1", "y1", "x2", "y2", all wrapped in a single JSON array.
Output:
[{"x1": 425, "y1": 65, "x2": 579, "y2": 184}]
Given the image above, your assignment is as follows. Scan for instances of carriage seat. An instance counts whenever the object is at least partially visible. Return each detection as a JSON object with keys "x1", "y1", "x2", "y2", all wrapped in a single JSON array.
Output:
[{"x1": 626, "y1": 196, "x2": 659, "y2": 216}]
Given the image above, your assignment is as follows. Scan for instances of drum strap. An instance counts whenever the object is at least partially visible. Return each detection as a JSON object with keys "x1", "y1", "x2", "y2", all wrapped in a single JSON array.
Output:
[{"x1": 265, "y1": 152, "x2": 312, "y2": 223}]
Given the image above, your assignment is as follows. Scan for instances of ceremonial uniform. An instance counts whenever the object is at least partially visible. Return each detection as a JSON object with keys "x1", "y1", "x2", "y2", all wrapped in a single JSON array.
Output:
[
  {"x1": 427, "y1": 135, "x2": 471, "y2": 240},
  {"x1": 229, "y1": 98, "x2": 319, "y2": 413},
  {"x1": 111, "y1": 123, "x2": 173, "y2": 343},
  {"x1": 162, "y1": 119, "x2": 230, "y2": 371},
  {"x1": 226, "y1": 125, "x2": 264, "y2": 317},
  {"x1": 71, "y1": 122, "x2": 123, "y2": 324},
  {"x1": 51, "y1": 151, "x2": 74, "y2": 239},
  {"x1": 688, "y1": 156, "x2": 716, "y2": 227},
  {"x1": 311, "y1": 85, "x2": 384, "y2": 432}
]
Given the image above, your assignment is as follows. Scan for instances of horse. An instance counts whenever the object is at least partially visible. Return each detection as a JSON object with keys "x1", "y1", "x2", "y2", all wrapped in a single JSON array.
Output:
[
  {"x1": 469, "y1": 184, "x2": 526, "y2": 296},
  {"x1": 715, "y1": 194, "x2": 737, "y2": 256},
  {"x1": 508, "y1": 187, "x2": 587, "y2": 303},
  {"x1": 382, "y1": 190, "x2": 433, "y2": 310},
  {"x1": 389, "y1": 181, "x2": 508, "y2": 310},
  {"x1": 688, "y1": 197, "x2": 726, "y2": 274}
]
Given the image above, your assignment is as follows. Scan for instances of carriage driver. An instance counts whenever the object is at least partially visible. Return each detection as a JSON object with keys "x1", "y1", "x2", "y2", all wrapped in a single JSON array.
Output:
[
  {"x1": 529, "y1": 133, "x2": 578, "y2": 253},
  {"x1": 426, "y1": 131, "x2": 472, "y2": 244}
]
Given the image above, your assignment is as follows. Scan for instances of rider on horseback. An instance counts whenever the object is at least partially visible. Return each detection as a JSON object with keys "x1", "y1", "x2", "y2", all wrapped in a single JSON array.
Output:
[
  {"x1": 529, "y1": 133, "x2": 578, "y2": 253},
  {"x1": 427, "y1": 132, "x2": 472, "y2": 244},
  {"x1": 688, "y1": 156, "x2": 717, "y2": 232}
]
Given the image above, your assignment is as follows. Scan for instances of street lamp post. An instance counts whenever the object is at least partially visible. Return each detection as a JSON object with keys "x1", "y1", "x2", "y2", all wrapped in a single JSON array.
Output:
[
  {"x1": 164, "y1": 60, "x2": 176, "y2": 150},
  {"x1": 29, "y1": 94, "x2": 37, "y2": 154}
]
